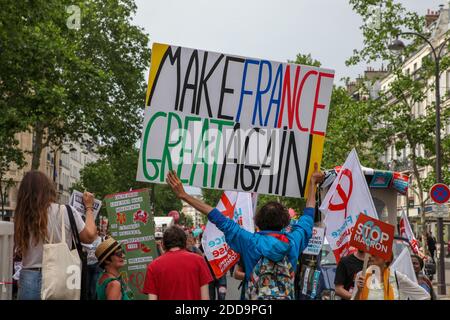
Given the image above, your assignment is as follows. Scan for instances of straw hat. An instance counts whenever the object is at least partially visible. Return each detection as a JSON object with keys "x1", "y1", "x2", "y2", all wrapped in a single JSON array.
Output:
[{"x1": 95, "y1": 237, "x2": 122, "y2": 265}]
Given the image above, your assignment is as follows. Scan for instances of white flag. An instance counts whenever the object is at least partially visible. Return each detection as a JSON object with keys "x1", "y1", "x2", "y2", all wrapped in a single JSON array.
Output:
[
  {"x1": 319, "y1": 149, "x2": 378, "y2": 263},
  {"x1": 399, "y1": 211, "x2": 420, "y2": 255},
  {"x1": 391, "y1": 247, "x2": 418, "y2": 284},
  {"x1": 202, "y1": 191, "x2": 254, "y2": 278}
]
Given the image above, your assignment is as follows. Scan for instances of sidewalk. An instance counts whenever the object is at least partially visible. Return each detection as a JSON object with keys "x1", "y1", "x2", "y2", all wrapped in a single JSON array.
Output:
[{"x1": 432, "y1": 257, "x2": 450, "y2": 300}]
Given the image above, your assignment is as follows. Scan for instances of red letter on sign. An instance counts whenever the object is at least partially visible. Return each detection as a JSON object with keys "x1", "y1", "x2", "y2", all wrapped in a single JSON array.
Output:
[
  {"x1": 311, "y1": 72, "x2": 334, "y2": 136},
  {"x1": 277, "y1": 65, "x2": 301, "y2": 129},
  {"x1": 295, "y1": 70, "x2": 317, "y2": 133}
]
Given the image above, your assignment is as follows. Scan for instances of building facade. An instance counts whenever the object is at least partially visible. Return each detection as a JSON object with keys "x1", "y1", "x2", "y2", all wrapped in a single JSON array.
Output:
[
  {"x1": 376, "y1": 7, "x2": 450, "y2": 240},
  {"x1": 182, "y1": 193, "x2": 203, "y2": 228},
  {"x1": 1, "y1": 131, "x2": 99, "y2": 220}
]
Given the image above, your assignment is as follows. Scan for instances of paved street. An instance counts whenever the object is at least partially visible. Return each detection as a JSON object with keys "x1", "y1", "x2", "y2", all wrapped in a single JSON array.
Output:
[{"x1": 433, "y1": 257, "x2": 450, "y2": 299}]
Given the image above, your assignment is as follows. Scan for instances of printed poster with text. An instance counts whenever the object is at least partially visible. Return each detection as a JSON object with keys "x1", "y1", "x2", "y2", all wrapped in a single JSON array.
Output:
[
  {"x1": 105, "y1": 188, "x2": 156, "y2": 300},
  {"x1": 137, "y1": 43, "x2": 335, "y2": 198}
]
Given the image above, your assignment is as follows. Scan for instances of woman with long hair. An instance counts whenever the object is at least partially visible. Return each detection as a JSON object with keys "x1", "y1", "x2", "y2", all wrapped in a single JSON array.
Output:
[{"x1": 14, "y1": 170, "x2": 97, "y2": 300}]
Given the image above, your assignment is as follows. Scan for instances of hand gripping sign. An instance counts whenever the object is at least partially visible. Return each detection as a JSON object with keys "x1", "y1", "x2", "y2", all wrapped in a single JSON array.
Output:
[{"x1": 350, "y1": 214, "x2": 395, "y2": 261}]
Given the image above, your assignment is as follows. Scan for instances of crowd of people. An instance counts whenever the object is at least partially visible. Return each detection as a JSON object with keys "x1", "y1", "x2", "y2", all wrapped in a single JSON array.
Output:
[{"x1": 7, "y1": 165, "x2": 435, "y2": 300}]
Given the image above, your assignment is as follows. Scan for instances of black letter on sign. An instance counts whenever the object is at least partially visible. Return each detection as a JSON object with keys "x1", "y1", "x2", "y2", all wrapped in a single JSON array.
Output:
[
  {"x1": 218, "y1": 56, "x2": 245, "y2": 120},
  {"x1": 196, "y1": 52, "x2": 224, "y2": 117},
  {"x1": 219, "y1": 123, "x2": 241, "y2": 188},
  {"x1": 147, "y1": 46, "x2": 182, "y2": 108},
  {"x1": 179, "y1": 50, "x2": 199, "y2": 113},
  {"x1": 275, "y1": 127, "x2": 288, "y2": 195},
  {"x1": 281, "y1": 132, "x2": 312, "y2": 197},
  {"x1": 239, "y1": 129, "x2": 259, "y2": 191}
]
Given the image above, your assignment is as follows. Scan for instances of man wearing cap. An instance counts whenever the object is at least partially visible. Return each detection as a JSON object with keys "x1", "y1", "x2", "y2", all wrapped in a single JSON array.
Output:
[{"x1": 143, "y1": 226, "x2": 213, "y2": 300}]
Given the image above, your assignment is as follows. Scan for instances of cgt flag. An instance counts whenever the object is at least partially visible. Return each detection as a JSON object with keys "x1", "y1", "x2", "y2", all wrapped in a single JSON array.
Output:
[
  {"x1": 202, "y1": 191, "x2": 255, "y2": 278},
  {"x1": 399, "y1": 211, "x2": 420, "y2": 255},
  {"x1": 319, "y1": 149, "x2": 378, "y2": 263}
]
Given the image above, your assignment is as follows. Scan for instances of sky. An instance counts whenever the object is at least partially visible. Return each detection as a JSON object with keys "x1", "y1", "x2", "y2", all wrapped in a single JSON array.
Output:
[{"x1": 133, "y1": 0, "x2": 443, "y2": 85}]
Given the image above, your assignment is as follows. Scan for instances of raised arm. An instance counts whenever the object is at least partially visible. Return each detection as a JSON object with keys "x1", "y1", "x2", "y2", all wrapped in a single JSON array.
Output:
[
  {"x1": 282, "y1": 163, "x2": 324, "y2": 254},
  {"x1": 166, "y1": 171, "x2": 213, "y2": 215},
  {"x1": 306, "y1": 162, "x2": 324, "y2": 208},
  {"x1": 166, "y1": 170, "x2": 255, "y2": 255}
]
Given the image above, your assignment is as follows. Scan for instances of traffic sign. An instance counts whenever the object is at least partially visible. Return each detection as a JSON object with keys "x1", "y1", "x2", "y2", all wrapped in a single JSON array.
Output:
[
  {"x1": 430, "y1": 183, "x2": 450, "y2": 204},
  {"x1": 435, "y1": 204, "x2": 448, "y2": 218}
]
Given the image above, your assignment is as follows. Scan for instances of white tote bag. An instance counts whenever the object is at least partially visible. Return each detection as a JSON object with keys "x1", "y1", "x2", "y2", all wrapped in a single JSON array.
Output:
[{"x1": 41, "y1": 205, "x2": 81, "y2": 300}]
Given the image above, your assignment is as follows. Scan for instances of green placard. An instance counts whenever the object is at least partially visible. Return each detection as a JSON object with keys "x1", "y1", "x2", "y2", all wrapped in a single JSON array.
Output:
[{"x1": 104, "y1": 188, "x2": 156, "y2": 300}]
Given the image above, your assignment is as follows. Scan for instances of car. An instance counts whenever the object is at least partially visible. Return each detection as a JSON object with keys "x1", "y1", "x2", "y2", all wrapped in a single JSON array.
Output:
[{"x1": 296, "y1": 236, "x2": 436, "y2": 300}]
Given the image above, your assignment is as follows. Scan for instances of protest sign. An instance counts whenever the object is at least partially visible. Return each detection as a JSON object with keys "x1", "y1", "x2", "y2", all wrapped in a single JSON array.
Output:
[
  {"x1": 350, "y1": 214, "x2": 395, "y2": 261},
  {"x1": 320, "y1": 149, "x2": 378, "y2": 263},
  {"x1": 202, "y1": 191, "x2": 254, "y2": 278},
  {"x1": 303, "y1": 227, "x2": 325, "y2": 255},
  {"x1": 137, "y1": 43, "x2": 335, "y2": 197},
  {"x1": 69, "y1": 190, "x2": 102, "y2": 221},
  {"x1": 105, "y1": 189, "x2": 156, "y2": 300},
  {"x1": 399, "y1": 211, "x2": 420, "y2": 255}
]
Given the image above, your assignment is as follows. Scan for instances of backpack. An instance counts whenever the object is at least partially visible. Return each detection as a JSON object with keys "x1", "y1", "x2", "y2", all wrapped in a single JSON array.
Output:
[{"x1": 246, "y1": 254, "x2": 295, "y2": 300}]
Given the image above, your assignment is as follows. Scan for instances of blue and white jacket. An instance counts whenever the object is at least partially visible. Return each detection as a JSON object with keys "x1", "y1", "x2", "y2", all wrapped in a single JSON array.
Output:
[{"x1": 207, "y1": 207, "x2": 315, "y2": 281}]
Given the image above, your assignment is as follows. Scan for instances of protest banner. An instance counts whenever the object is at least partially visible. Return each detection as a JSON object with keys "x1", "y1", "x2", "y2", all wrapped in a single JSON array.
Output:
[
  {"x1": 105, "y1": 189, "x2": 156, "y2": 300},
  {"x1": 320, "y1": 149, "x2": 378, "y2": 263},
  {"x1": 137, "y1": 43, "x2": 335, "y2": 197},
  {"x1": 202, "y1": 191, "x2": 254, "y2": 278},
  {"x1": 69, "y1": 190, "x2": 102, "y2": 221},
  {"x1": 399, "y1": 211, "x2": 420, "y2": 255},
  {"x1": 350, "y1": 214, "x2": 395, "y2": 261},
  {"x1": 303, "y1": 227, "x2": 325, "y2": 255}
]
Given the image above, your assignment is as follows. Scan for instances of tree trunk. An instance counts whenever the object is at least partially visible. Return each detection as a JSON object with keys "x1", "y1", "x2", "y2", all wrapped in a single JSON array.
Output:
[
  {"x1": 409, "y1": 144, "x2": 428, "y2": 254},
  {"x1": 0, "y1": 178, "x2": 4, "y2": 221},
  {"x1": 31, "y1": 125, "x2": 45, "y2": 170}
]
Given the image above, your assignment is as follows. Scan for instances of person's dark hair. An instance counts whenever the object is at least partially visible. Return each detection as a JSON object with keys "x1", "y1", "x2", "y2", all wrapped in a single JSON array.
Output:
[
  {"x1": 163, "y1": 226, "x2": 187, "y2": 250},
  {"x1": 411, "y1": 254, "x2": 424, "y2": 270},
  {"x1": 14, "y1": 171, "x2": 57, "y2": 255},
  {"x1": 254, "y1": 202, "x2": 290, "y2": 231},
  {"x1": 99, "y1": 256, "x2": 112, "y2": 270}
]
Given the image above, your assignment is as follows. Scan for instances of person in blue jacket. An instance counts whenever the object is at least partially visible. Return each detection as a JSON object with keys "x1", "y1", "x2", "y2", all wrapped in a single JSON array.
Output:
[{"x1": 166, "y1": 163, "x2": 324, "y2": 284}]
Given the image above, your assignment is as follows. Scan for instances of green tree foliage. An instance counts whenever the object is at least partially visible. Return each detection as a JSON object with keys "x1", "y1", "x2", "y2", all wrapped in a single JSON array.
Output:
[
  {"x1": 290, "y1": 53, "x2": 322, "y2": 67},
  {"x1": 179, "y1": 212, "x2": 193, "y2": 228},
  {"x1": 0, "y1": 0, "x2": 150, "y2": 169},
  {"x1": 322, "y1": 87, "x2": 382, "y2": 169},
  {"x1": 346, "y1": 0, "x2": 424, "y2": 66},
  {"x1": 74, "y1": 148, "x2": 182, "y2": 218},
  {"x1": 201, "y1": 188, "x2": 223, "y2": 207},
  {"x1": 0, "y1": 107, "x2": 26, "y2": 219},
  {"x1": 347, "y1": 0, "x2": 450, "y2": 247}
]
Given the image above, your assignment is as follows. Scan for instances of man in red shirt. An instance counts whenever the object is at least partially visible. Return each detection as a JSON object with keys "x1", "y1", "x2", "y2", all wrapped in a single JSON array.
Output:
[{"x1": 143, "y1": 226, "x2": 213, "y2": 300}]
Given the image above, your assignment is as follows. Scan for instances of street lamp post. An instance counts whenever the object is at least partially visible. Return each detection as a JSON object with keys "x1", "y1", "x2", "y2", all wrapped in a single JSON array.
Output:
[{"x1": 389, "y1": 32, "x2": 449, "y2": 295}]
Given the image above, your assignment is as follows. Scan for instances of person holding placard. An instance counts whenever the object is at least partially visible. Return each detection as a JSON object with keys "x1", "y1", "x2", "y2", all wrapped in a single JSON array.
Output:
[
  {"x1": 352, "y1": 254, "x2": 430, "y2": 300},
  {"x1": 14, "y1": 171, "x2": 98, "y2": 300},
  {"x1": 166, "y1": 164, "x2": 324, "y2": 300},
  {"x1": 334, "y1": 249, "x2": 365, "y2": 300}
]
